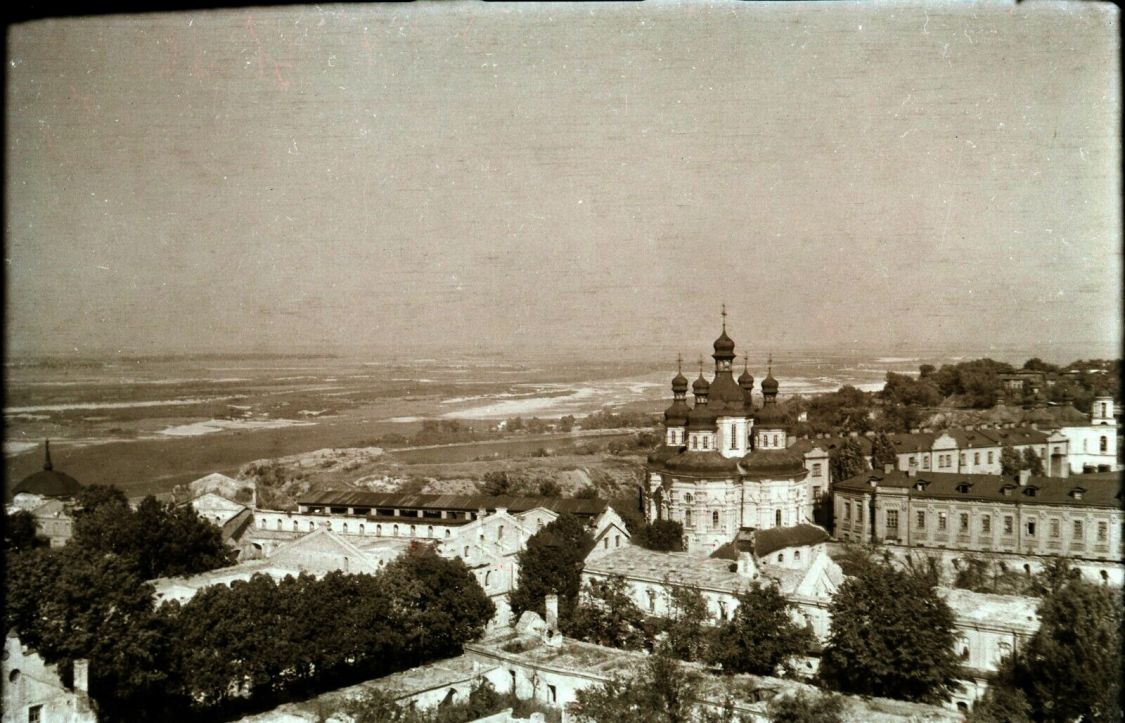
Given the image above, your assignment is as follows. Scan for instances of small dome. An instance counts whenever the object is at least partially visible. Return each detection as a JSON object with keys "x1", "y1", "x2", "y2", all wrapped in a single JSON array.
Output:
[
  {"x1": 11, "y1": 441, "x2": 81, "y2": 499},
  {"x1": 663, "y1": 399, "x2": 690, "y2": 426},
  {"x1": 671, "y1": 371, "x2": 689, "y2": 394},
  {"x1": 754, "y1": 401, "x2": 787, "y2": 427},
  {"x1": 686, "y1": 403, "x2": 717, "y2": 430},
  {"x1": 738, "y1": 368, "x2": 755, "y2": 390},
  {"x1": 762, "y1": 372, "x2": 779, "y2": 395},
  {"x1": 713, "y1": 329, "x2": 735, "y2": 357},
  {"x1": 692, "y1": 374, "x2": 711, "y2": 394}
]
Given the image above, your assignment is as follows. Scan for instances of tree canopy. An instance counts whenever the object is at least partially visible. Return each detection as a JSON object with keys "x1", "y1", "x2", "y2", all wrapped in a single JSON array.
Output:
[
  {"x1": 870, "y1": 431, "x2": 898, "y2": 470},
  {"x1": 566, "y1": 575, "x2": 651, "y2": 650},
  {"x1": 819, "y1": 559, "x2": 960, "y2": 703},
  {"x1": 708, "y1": 583, "x2": 815, "y2": 677},
  {"x1": 979, "y1": 577, "x2": 1122, "y2": 722},
  {"x1": 632, "y1": 519, "x2": 685, "y2": 552},
  {"x1": 829, "y1": 439, "x2": 868, "y2": 484},
  {"x1": 508, "y1": 513, "x2": 595, "y2": 622}
]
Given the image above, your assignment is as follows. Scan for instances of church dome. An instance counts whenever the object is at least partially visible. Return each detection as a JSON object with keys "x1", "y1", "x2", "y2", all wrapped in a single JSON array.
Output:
[
  {"x1": 762, "y1": 372, "x2": 779, "y2": 395},
  {"x1": 11, "y1": 441, "x2": 82, "y2": 499},
  {"x1": 738, "y1": 368, "x2": 755, "y2": 391},
  {"x1": 686, "y1": 403, "x2": 718, "y2": 430},
  {"x1": 754, "y1": 401, "x2": 788, "y2": 427},
  {"x1": 671, "y1": 371, "x2": 689, "y2": 394},
  {"x1": 739, "y1": 449, "x2": 807, "y2": 479},
  {"x1": 712, "y1": 329, "x2": 735, "y2": 358},
  {"x1": 663, "y1": 399, "x2": 690, "y2": 426},
  {"x1": 692, "y1": 374, "x2": 711, "y2": 395}
]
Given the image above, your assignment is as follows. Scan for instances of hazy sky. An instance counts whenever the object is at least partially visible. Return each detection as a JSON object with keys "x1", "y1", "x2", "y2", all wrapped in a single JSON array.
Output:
[{"x1": 5, "y1": 1, "x2": 1121, "y2": 362}]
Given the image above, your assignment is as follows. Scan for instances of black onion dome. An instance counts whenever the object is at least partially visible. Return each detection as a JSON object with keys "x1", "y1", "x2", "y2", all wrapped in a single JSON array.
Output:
[
  {"x1": 671, "y1": 371, "x2": 689, "y2": 394},
  {"x1": 662, "y1": 450, "x2": 741, "y2": 474},
  {"x1": 762, "y1": 372, "x2": 779, "y2": 395},
  {"x1": 692, "y1": 374, "x2": 711, "y2": 394},
  {"x1": 706, "y1": 373, "x2": 748, "y2": 416},
  {"x1": 712, "y1": 330, "x2": 736, "y2": 358},
  {"x1": 663, "y1": 399, "x2": 690, "y2": 426},
  {"x1": 738, "y1": 368, "x2": 755, "y2": 391},
  {"x1": 739, "y1": 449, "x2": 807, "y2": 479},
  {"x1": 754, "y1": 400, "x2": 788, "y2": 427},
  {"x1": 686, "y1": 403, "x2": 718, "y2": 430}
]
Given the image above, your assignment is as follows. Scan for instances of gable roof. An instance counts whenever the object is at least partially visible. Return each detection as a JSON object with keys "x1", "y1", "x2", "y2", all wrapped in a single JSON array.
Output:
[
  {"x1": 740, "y1": 524, "x2": 831, "y2": 558},
  {"x1": 835, "y1": 469, "x2": 1122, "y2": 508},
  {"x1": 297, "y1": 491, "x2": 607, "y2": 518}
]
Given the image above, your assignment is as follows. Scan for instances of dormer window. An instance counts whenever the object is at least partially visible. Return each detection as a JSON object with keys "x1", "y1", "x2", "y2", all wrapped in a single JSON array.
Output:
[
  {"x1": 1023, "y1": 486, "x2": 1039, "y2": 498},
  {"x1": 956, "y1": 483, "x2": 973, "y2": 494},
  {"x1": 1070, "y1": 487, "x2": 1086, "y2": 500},
  {"x1": 1000, "y1": 485, "x2": 1015, "y2": 496}
]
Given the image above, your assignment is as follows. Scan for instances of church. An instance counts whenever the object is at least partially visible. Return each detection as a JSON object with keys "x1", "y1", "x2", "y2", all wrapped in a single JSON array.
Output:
[{"x1": 645, "y1": 311, "x2": 814, "y2": 553}]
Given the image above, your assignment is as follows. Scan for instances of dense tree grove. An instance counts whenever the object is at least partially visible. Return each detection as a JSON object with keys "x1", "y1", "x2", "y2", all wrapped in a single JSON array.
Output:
[
  {"x1": 708, "y1": 584, "x2": 816, "y2": 677},
  {"x1": 71, "y1": 493, "x2": 235, "y2": 580},
  {"x1": 972, "y1": 576, "x2": 1123, "y2": 723},
  {"x1": 828, "y1": 439, "x2": 869, "y2": 485},
  {"x1": 566, "y1": 576, "x2": 652, "y2": 650},
  {"x1": 766, "y1": 691, "x2": 845, "y2": 723},
  {"x1": 342, "y1": 680, "x2": 557, "y2": 723},
  {"x1": 508, "y1": 514, "x2": 595, "y2": 623},
  {"x1": 571, "y1": 653, "x2": 707, "y2": 723},
  {"x1": 819, "y1": 558, "x2": 960, "y2": 703},
  {"x1": 632, "y1": 519, "x2": 685, "y2": 552},
  {"x1": 4, "y1": 489, "x2": 495, "y2": 722},
  {"x1": 3, "y1": 507, "x2": 44, "y2": 551},
  {"x1": 870, "y1": 431, "x2": 898, "y2": 470}
]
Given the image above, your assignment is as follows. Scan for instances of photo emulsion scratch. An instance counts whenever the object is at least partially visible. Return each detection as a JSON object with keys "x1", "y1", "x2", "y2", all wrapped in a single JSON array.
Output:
[{"x1": 3, "y1": 2, "x2": 1121, "y2": 722}]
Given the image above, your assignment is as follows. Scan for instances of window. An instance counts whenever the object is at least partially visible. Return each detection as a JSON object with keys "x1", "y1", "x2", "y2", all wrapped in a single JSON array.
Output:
[
  {"x1": 1004, "y1": 516, "x2": 1014, "y2": 534},
  {"x1": 960, "y1": 513, "x2": 969, "y2": 532},
  {"x1": 393, "y1": 524, "x2": 399, "y2": 536},
  {"x1": 692, "y1": 436, "x2": 698, "y2": 450},
  {"x1": 712, "y1": 510, "x2": 720, "y2": 529},
  {"x1": 1102, "y1": 402, "x2": 1108, "y2": 417},
  {"x1": 982, "y1": 516, "x2": 991, "y2": 534},
  {"x1": 275, "y1": 518, "x2": 282, "y2": 531},
  {"x1": 1098, "y1": 521, "x2": 1108, "y2": 542},
  {"x1": 548, "y1": 685, "x2": 557, "y2": 704},
  {"x1": 498, "y1": 525, "x2": 504, "y2": 541},
  {"x1": 974, "y1": 452, "x2": 980, "y2": 465},
  {"x1": 28, "y1": 705, "x2": 42, "y2": 723},
  {"x1": 1074, "y1": 520, "x2": 1084, "y2": 539},
  {"x1": 922, "y1": 456, "x2": 929, "y2": 470},
  {"x1": 410, "y1": 525, "x2": 416, "y2": 537},
  {"x1": 1026, "y1": 520, "x2": 1036, "y2": 537},
  {"x1": 777, "y1": 553, "x2": 784, "y2": 563},
  {"x1": 938, "y1": 512, "x2": 947, "y2": 531},
  {"x1": 845, "y1": 502, "x2": 852, "y2": 520},
  {"x1": 1049, "y1": 519, "x2": 1060, "y2": 538},
  {"x1": 775, "y1": 509, "x2": 783, "y2": 527},
  {"x1": 910, "y1": 455, "x2": 918, "y2": 468},
  {"x1": 988, "y1": 451, "x2": 994, "y2": 464},
  {"x1": 886, "y1": 510, "x2": 899, "y2": 528},
  {"x1": 959, "y1": 454, "x2": 965, "y2": 467},
  {"x1": 702, "y1": 436, "x2": 709, "y2": 450},
  {"x1": 603, "y1": 538, "x2": 609, "y2": 549},
  {"x1": 293, "y1": 520, "x2": 299, "y2": 532},
  {"x1": 731, "y1": 424, "x2": 737, "y2": 449},
  {"x1": 772, "y1": 434, "x2": 778, "y2": 447},
  {"x1": 857, "y1": 505, "x2": 863, "y2": 523},
  {"x1": 916, "y1": 511, "x2": 926, "y2": 529},
  {"x1": 794, "y1": 550, "x2": 801, "y2": 561},
  {"x1": 1100, "y1": 436, "x2": 1108, "y2": 453},
  {"x1": 684, "y1": 509, "x2": 693, "y2": 528},
  {"x1": 615, "y1": 535, "x2": 621, "y2": 548},
  {"x1": 464, "y1": 545, "x2": 470, "y2": 558},
  {"x1": 812, "y1": 463, "x2": 822, "y2": 477}
]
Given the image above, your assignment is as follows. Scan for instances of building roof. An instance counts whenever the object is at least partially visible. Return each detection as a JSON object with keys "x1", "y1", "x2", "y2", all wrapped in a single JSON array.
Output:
[
  {"x1": 660, "y1": 450, "x2": 742, "y2": 474},
  {"x1": 737, "y1": 524, "x2": 831, "y2": 558},
  {"x1": 753, "y1": 400, "x2": 787, "y2": 427},
  {"x1": 834, "y1": 469, "x2": 1123, "y2": 509},
  {"x1": 739, "y1": 449, "x2": 807, "y2": 479},
  {"x1": 11, "y1": 441, "x2": 82, "y2": 500},
  {"x1": 296, "y1": 491, "x2": 608, "y2": 517},
  {"x1": 663, "y1": 398, "x2": 691, "y2": 426},
  {"x1": 584, "y1": 545, "x2": 803, "y2": 596}
]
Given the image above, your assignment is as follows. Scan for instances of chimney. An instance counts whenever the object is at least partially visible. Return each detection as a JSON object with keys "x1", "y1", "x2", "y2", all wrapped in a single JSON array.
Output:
[
  {"x1": 495, "y1": 507, "x2": 508, "y2": 516},
  {"x1": 1019, "y1": 469, "x2": 1031, "y2": 487},
  {"x1": 737, "y1": 550, "x2": 758, "y2": 579},
  {"x1": 884, "y1": 463, "x2": 895, "y2": 474},
  {"x1": 73, "y1": 659, "x2": 89, "y2": 693},
  {"x1": 477, "y1": 507, "x2": 487, "y2": 520},
  {"x1": 545, "y1": 594, "x2": 559, "y2": 631},
  {"x1": 907, "y1": 467, "x2": 917, "y2": 478}
]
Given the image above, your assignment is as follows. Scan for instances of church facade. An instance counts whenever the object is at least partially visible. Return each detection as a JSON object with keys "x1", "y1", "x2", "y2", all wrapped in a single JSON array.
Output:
[{"x1": 645, "y1": 318, "x2": 814, "y2": 553}]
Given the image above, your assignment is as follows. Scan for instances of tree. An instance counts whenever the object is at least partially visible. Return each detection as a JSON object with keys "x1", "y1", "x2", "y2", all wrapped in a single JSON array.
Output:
[
  {"x1": 536, "y1": 479, "x2": 562, "y2": 497},
  {"x1": 74, "y1": 484, "x2": 129, "y2": 515},
  {"x1": 567, "y1": 576, "x2": 651, "y2": 650},
  {"x1": 999, "y1": 446, "x2": 1022, "y2": 478},
  {"x1": 72, "y1": 493, "x2": 234, "y2": 580},
  {"x1": 508, "y1": 514, "x2": 594, "y2": 622},
  {"x1": 999, "y1": 578, "x2": 1122, "y2": 722},
  {"x1": 767, "y1": 691, "x2": 846, "y2": 723},
  {"x1": 870, "y1": 432, "x2": 898, "y2": 471},
  {"x1": 819, "y1": 560, "x2": 960, "y2": 703},
  {"x1": 633, "y1": 519, "x2": 684, "y2": 552},
  {"x1": 1020, "y1": 447, "x2": 1044, "y2": 476},
  {"x1": 572, "y1": 652, "x2": 699, "y2": 723},
  {"x1": 659, "y1": 583, "x2": 711, "y2": 662},
  {"x1": 829, "y1": 439, "x2": 868, "y2": 485},
  {"x1": 480, "y1": 471, "x2": 514, "y2": 496},
  {"x1": 708, "y1": 582, "x2": 815, "y2": 677},
  {"x1": 4, "y1": 508, "x2": 44, "y2": 551}
]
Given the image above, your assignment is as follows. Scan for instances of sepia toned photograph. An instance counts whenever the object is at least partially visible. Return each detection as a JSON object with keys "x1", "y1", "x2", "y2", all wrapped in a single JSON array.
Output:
[{"x1": 3, "y1": 1, "x2": 1121, "y2": 721}]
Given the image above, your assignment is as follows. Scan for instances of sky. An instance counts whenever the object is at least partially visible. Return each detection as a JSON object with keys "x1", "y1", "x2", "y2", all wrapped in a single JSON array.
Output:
[{"x1": 5, "y1": 1, "x2": 1121, "y2": 363}]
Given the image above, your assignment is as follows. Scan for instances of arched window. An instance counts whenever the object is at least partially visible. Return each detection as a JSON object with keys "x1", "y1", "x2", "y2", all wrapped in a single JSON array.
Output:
[
  {"x1": 603, "y1": 537, "x2": 609, "y2": 549},
  {"x1": 393, "y1": 524, "x2": 399, "y2": 536},
  {"x1": 1100, "y1": 436, "x2": 1108, "y2": 453},
  {"x1": 684, "y1": 493, "x2": 693, "y2": 504},
  {"x1": 359, "y1": 523, "x2": 365, "y2": 535},
  {"x1": 445, "y1": 529, "x2": 451, "y2": 538},
  {"x1": 685, "y1": 509, "x2": 693, "y2": 527},
  {"x1": 410, "y1": 525, "x2": 416, "y2": 537},
  {"x1": 325, "y1": 521, "x2": 332, "y2": 531},
  {"x1": 428, "y1": 525, "x2": 434, "y2": 537},
  {"x1": 464, "y1": 545, "x2": 470, "y2": 558},
  {"x1": 794, "y1": 550, "x2": 801, "y2": 561},
  {"x1": 730, "y1": 424, "x2": 737, "y2": 449},
  {"x1": 275, "y1": 519, "x2": 282, "y2": 531},
  {"x1": 712, "y1": 510, "x2": 720, "y2": 529},
  {"x1": 342, "y1": 522, "x2": 348, "y2": 534},
  {"x1": 259, "y1": 517, "x2": 267, "y2": 529},
  {"x1": 775, "y1": 509, "x2": 782, "y2": 527},
  {"x1": 485, "y1": 570, "x2": 492, "y2": 587},
  {"x1": 615, "y1": 535, "x2": 621, "y2": 548},
  {"x1": 376, "y1": 524, "x2": 382, "y2": 536},
  {"x1": 293, "y1": 520, "x2": 299, "y2": 532},
  {"x1": 309, "y1": 520, "x2": 315, "y2": 531}
]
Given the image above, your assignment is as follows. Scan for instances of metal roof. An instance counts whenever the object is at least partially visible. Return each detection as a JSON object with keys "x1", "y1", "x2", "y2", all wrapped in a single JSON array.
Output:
[{"x1": 297, "y1": 491, "x2": 607, "y2": 517}]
